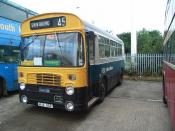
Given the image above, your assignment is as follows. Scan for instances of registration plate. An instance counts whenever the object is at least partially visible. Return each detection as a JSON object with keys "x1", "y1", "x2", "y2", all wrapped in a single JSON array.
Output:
[
  {"x1": 38, "y1": 102, "x2": 53, "y2": 108},
  {"x1": 39, "y1": 88, "x2": 50, "y2": 93}
]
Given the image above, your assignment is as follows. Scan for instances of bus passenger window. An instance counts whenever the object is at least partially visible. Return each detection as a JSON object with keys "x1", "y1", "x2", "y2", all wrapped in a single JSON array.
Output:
[
  {"x1": 167, "y1": 40, "x2": 171, "y2": 62},
  {"x1": 90, "y1": 38, "x2": 94, "y2": 61},
  {"x1": 110, "y1": 47, "x2": 115, "y2": 57},
  {"x1": 170, "y1": 32, "x2": 175, "y2": 64},
  {"x1": 115, "y1": 47, "x2": 118, "y2": 57},
  {"x1": 99, "y1": 44, "x2": 105, "y2": 58},
  {"x1": 105, "y1": 45, "x2": 110, "y2": 57}
]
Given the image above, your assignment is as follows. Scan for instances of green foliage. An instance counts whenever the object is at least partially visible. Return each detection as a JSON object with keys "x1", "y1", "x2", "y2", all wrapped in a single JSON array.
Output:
[
  {"x1": 137, "y1": 29, "x2": 163, "y2": 53},
  {"x1": 124, "y1": 60, "x2": 139, "y2": 76},
  {"x1": 118, "y1": 32, "x2": 131, "y2": 54},
  {"x1": 117, "y1": 29, "x2": 163, "y2": 53}
]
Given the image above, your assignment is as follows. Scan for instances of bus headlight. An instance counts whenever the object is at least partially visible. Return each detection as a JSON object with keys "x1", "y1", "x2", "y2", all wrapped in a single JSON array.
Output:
[
  {"x1": 20, "y1": 83, "x2": 25, "y2": 90},
  {"x1": 65, "y1": 101, "x2": 74, "y2": 111},
  {"x1": 21, "y1": 95, "x2": 28, "y2": 103},
  {"x1": 65, "y1": 86, "x2": 74, "y2": 95}
]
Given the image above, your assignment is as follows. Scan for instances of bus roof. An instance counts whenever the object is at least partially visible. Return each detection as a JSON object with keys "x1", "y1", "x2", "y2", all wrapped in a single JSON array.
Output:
[
  {"x1": 1, "y1": 0, "x2": 37, "y2": 15},
  {"x1": 21, "y1": 12, "x2": 123, "y2": 44},
  {"x1": 84, "y1": 21, "x2": 123, "y2": 44}
]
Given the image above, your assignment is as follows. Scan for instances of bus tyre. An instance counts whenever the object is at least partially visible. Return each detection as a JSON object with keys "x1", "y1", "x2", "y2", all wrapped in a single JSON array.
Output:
[
  {"x1": 162, "y1": 76, "x2": 167, "y2": 104},
  {"x1": 0, "y1": 82, "x2": 3, "y2": 97},
  {"x1": 163, "y1": 96, "x2": 167, "y2": 105},
  {"x1": 98, "y1": 79, "x2": 106, "y2": 103},
  {"x1": 118, "y1": 71, "x2": 123, "y2": 85}
]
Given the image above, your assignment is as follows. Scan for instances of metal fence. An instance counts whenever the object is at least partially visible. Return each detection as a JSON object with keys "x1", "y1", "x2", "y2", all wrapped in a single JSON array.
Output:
[{"x1": 125, "y1": 54, "x2": 163, "y2": 76}]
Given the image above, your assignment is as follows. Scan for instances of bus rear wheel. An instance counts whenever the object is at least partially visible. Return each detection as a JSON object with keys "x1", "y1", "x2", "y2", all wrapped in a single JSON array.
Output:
[
  {"x1": 98, "y1": 79, "x2": 106, "y2": 103},
  {"x1": 118, "y1": 71, "x2": 123, "y2": 85},
  {"x1": 163, "y1": 76, "x2": 167, "y2": 104}
]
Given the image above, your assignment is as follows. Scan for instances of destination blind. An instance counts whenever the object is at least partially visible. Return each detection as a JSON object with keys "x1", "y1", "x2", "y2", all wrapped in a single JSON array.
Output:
[{"x1": 30, "y1": 16, "x2": 66, "y2": 30}]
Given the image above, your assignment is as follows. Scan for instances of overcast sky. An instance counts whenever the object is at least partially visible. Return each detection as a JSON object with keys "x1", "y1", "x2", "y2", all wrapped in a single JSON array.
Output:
[{"x1": 10, "y1": 0, "x2": 166, "y2": 34}]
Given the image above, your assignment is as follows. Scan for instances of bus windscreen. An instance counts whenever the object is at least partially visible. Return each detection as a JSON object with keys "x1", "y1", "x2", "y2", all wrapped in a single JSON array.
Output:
[{"x1": 21, "y1": 32, "x2": 84, "y2": 67}]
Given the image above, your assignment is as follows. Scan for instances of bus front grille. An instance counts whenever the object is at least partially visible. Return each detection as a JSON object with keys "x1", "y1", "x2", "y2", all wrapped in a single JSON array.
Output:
[{"x1": 27, "y1": 73, "x2": 61, "y2": 86}]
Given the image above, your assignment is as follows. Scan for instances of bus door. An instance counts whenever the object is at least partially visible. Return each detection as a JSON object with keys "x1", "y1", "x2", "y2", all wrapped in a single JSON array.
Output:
[{"x1": 86, "y1": 31, "x2": 95, "y2": 98}]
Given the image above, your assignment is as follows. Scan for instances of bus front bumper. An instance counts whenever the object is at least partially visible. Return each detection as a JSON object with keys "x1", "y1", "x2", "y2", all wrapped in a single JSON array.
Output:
[{"x1": 19, "y1": 84, "x2": 88, "y2": 111}]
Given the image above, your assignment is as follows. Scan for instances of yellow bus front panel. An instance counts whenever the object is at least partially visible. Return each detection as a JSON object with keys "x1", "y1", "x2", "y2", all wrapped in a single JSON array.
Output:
[{"x1": 18, "y1": 67, "x2": 87, "y2": 88}]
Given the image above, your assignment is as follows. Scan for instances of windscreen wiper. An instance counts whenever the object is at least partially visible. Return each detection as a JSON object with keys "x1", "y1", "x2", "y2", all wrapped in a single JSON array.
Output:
[{"x1": 21, "y1": 34, "x2": 38, "y2": 51}]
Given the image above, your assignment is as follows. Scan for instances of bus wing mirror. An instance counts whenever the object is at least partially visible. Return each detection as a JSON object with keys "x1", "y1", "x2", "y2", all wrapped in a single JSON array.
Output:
[
  {"x1": 89, "y1": 31, "x2": 94, "y2": 38},
  {"x1": 19, "y1": 41, "x2": 24, "y2": 60},
  {"x1": 86, "y1": 31, "x2": 94, "y2": 39}
]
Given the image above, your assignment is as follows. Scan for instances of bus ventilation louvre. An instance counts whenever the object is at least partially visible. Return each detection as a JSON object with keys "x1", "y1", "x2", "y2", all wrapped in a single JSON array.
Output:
[{"x1": 28, "y1": 73, "x2": 61, "y2": 86}]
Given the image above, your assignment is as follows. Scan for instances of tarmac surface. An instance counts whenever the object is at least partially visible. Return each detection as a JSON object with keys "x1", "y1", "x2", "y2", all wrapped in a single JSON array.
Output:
[{"x1": 0, "y1": 80, "x2": 172, "y2": 131}]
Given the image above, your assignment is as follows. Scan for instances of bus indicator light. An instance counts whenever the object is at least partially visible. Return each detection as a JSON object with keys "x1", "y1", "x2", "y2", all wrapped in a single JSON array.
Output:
[
  {"x1": 68, "y1": 74, "x2": 76, "y2": 81},
  {"x1": 19, "y1": 72, "x2": 24, "y2": 77}
]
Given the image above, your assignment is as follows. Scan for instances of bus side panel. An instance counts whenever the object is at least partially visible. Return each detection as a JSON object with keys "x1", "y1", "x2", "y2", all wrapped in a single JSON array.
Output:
[
  {"x1": 89, "y1": 60, "x2": 124, "y2": 91},
  {"x1": 164, "y1": 63, "x2": 175, "y2": 130},
  {"x1": 0, "y1": 38, "x2": 20, "y2": 92},
  {"x1": 0, "y1": 64, "x2": 18, "y2": 92},
  {"x1": 0, "y1": 17, "x2": 20, "y2": 93}
]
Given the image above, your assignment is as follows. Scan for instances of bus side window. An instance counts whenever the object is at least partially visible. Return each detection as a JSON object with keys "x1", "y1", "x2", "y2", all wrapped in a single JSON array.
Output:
[
  {"x1": 90, "y1": 38, "x2": 94, "y2": 61},
  {"x1": 167, "y1": 40, "x2": 171, "y2": 62},
  {"x1": 170, "y1": 32, "x2": 175, "y2": 64},
  {"x1": 86, "y1": 32, "x2": 95, "y2": 64}
]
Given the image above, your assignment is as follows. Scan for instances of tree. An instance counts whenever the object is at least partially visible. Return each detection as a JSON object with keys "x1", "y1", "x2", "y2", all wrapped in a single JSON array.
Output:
[
  {"x1": 117, "y1": 32, "x2": 131, "y2": 54},
  {"x1": 117, "y1": 29, "x2": 163, "y2": 54},
  {"x1": 137, "y1": 29, "x2": 163, "y2": 53}
]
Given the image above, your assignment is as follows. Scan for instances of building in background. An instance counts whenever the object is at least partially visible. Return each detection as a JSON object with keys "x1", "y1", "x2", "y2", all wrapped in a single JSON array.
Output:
[{"x1": 0, "y1": 0, "x2": 37, "y2": 96}]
